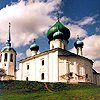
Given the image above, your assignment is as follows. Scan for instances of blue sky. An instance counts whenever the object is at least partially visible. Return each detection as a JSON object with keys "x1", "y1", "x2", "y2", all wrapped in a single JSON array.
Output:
[{"x1": 0, "y1": 0, "x2": 100, "y2": 72}]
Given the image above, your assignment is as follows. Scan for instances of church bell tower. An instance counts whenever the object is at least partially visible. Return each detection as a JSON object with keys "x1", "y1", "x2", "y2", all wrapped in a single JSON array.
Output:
[{"x1": 1, "y1": 23, "x2": 16, "y2": 80}]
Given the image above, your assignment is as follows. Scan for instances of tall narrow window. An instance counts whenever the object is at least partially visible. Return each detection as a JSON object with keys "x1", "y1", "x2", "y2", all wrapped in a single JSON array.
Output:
[
  {"x1": 4, "y1": 53, "x2": 7, "y2": 62},
  {"x1": 27, "y1": 65, "x2": 29, "y2": 70},
  {"x1": 26, "y1": 77, "x2": 28, "y2": 81},
  {"x1": 42, "y1": 60, "x2": 44, "y2": 66},
  {"x1": 0, "y1": 54, "x2": 2, "y2": 62},
  {"x1": 64, "y1": 45, "x2": 66, "y2": 50},
  {"x1": 10, "y1": 54, "x2": 13, "y2": 62},
  {"x1": 41, "y1": 73, "x2": 44, "y2": 80}
]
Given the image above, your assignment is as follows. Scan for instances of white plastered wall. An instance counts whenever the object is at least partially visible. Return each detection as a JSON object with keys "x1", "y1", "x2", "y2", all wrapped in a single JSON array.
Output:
[
  {"x1": 17, "y1": 50, "x2": 59, "y2": 82},
  {"x1": 58, "y1": 56, "x2": 93, "y2": 83}
]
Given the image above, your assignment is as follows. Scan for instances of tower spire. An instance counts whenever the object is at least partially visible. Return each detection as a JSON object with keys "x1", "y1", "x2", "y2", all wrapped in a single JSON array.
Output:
[
  {"x1": 8, "y1": 22, "x2": 11, "y2": 42},
  {"x1": 6, "y1": 23, "x2": 11, "y2": 47}
]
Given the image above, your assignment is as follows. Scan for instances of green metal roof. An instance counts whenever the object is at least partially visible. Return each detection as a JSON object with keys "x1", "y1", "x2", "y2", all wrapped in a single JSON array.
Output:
[
  {"x1": 47, "y1": 20, "x2": 70, "y2": 41},
  {"x1": 1, "y1": 46, "x2": 16, "y2": 53}
]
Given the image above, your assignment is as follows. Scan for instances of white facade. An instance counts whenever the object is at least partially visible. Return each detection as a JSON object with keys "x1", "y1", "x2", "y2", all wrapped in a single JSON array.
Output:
[
  {"x1": 17, "y1": 49, "x2": 59, "y2": 82},
  {"x1": 16, "y1": 48, "x2": 95, "y2": 84}
]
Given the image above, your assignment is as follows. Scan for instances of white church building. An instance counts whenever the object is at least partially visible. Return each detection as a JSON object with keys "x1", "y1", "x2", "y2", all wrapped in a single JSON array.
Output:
[{"x1": 0, "y1": 19, "x2": 100, "y2": 85}]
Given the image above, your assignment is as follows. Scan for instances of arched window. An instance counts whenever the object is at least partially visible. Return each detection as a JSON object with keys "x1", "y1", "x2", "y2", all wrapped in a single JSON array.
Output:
[
  {"x1": 27, "y1": 65, "x2": 29, "y2": 70},
  {"x1": 10, "y1": 54, "x2": 13, "y2": 62},
  {"x1": 41, "y1": 73, "x2": 44, "y2": 80},
  {"x1": 52, "y1": 45, "x2": 54, "y2": 49},
  {"x1": 26, "y1": 77, "x2": 28, "y2": 81},
  {"x1": 4, "y1": 53, "x2": 7, "y2": 62},
  {"x1": 42, "y1": 60, "x2": 44, "y2": 66},
  {"x1": 86, "y1": 74, "x2": 88, "y2": 78}
]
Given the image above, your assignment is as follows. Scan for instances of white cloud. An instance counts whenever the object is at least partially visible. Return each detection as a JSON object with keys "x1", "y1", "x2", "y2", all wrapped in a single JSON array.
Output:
[
  {"x1": 83, "y1": 35, "x2": 100, "y2": 59},
  {"x1": 59, "y1": 16, "x2": 94, "y2": 39},
  {"x1": 93, "y1": 60, "x2": 100, "y2": 73},
  {"x1": 77, "y1": 16, "x2": 96, "y2": 26},
  {"x1": 26, "y1": 48, "x2": 40, "y2": 57},
  {"x1": 67, "y1": 24, "x2": 87, "y2": 39},
  {"x1": 70, "y1": 34, "x2": 100, "y2": 60},
  {"x1": 17, "y1": 52, "x2": 25, "y2": 59},
  {"x1": 0, "y1": 0, "x2": 62, "y2": 47},
  {"x1": 26, "y1": 49, "x2": 32, "y2": 57},
  {"x1": 96, "y1": 27, "x2": 100, "y2": 32}
]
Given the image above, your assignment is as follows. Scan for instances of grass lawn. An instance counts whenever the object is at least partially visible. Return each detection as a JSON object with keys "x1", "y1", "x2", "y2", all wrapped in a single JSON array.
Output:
[{"x1": 0, "y1": 81, "x2": 100, "y2": 100}]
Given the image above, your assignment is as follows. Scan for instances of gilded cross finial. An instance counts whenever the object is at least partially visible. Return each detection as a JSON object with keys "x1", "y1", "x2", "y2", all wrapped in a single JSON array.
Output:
[
  {"x1": 77, "y1": 35, "x2": 80, "y2": 40},
  {"x1": 57, "y1": 12, "x2": 60, "y2": 21},
  {"x1": 34, "y1": 39, "x2": 36, "y2": 43},
  {"x1": 29, "y1": 39, "x2": 36, "y2": 44},
  {"x1": 9, "y1": 22, "x2": 11, "y2": 29}
]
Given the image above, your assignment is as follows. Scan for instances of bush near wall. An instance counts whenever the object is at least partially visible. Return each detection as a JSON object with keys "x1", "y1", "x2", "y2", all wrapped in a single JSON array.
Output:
[{"x1": 0, "y1": 80, "x2": 99, "y2": 93}]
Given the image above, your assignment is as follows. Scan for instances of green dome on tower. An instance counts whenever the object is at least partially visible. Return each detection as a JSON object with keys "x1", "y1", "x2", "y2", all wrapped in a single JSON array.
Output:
[
  {"x1": 1, "y1": 46, "x2": 16, "y2": 52},
  {"x1": 74, "y1": 36, "x2": 84, "y2": 48},
  {"x1": 47, "y1": 19, "x2": 70, "y2": 41},
  {"x1": 30, "y1": 40, "x2": 39, "y2": 51}
]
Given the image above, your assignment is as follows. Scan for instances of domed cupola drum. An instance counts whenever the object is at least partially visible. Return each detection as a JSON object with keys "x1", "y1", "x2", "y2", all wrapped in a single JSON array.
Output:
[
  {"x1": 74, "y1": 35, "x2": 84, "y2": 55},
  {"x1": 30, "y1": 39, "x2": 39, "y2": 56}
]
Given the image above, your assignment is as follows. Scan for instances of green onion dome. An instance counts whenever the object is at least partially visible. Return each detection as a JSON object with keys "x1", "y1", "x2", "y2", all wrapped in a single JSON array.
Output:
[
  {"x1": 74, "y1": 36, "x2": 84, "y2": 48},
  {"x1": 53, "y1": 30, "x2": 64, "y2": 40},
  {"x1": 47, "y1": 20, "x2": 70, "y2": 41},
  {"x1": 30, "y1": 40, "x2": 39, "y2": 51}
]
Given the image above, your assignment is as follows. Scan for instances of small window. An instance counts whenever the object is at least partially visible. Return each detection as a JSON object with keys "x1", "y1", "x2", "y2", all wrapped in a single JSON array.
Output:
[
  {"x1": 26, "y1": 77, "x2": 28, "y2": 81},
  {"x1": 4, "y1": 53, "x2": 7, "y2": 62},
  {"x1": 52, "y1": 45, "x2": 54, "y2": 49},
  {"x1": 42, "y1": 60, "x2": 44, "y2": 66},
  {"x1": 86, "y1": 74, "x2": 88, "y2": 78},
  {"x1": 41, "y1": 73, "x2": 44, "y2": 80},
  {"x1": 64, "y1": 45, "x2": 66, "y2": 50},
  {"x1": 69, "y1": 72, "x2": 73, "y2": 76},
  {"x1": 27, "y1": 65, "x2": 29, "y2": 70},
  {"x1": 10, "y1": 54, "x2": 13, "y2": 62}
]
